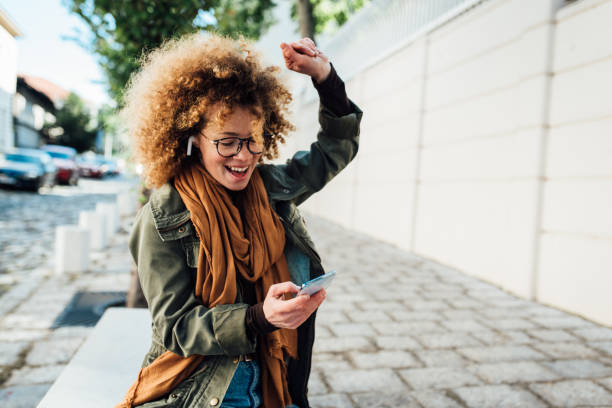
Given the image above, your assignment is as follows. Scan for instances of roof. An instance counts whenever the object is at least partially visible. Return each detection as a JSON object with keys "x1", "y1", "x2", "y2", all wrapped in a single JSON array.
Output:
[
  {"x1": 16, "y1": 76, "x2": 56, "y2": 112},
  {"x1": 0, "y1": 7, "x2": 23, "y2": 37},
  {"x1": 18, "y1": 74, "x2": 70, "y2": 105}
]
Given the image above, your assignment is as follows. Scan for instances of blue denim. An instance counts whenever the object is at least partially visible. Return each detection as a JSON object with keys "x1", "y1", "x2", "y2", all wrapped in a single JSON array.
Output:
[
  {"x1": 221, "y1": 360, "x2": 262, "y2": 408},
  {"x1": 221, "y1": 360, "x2": 300, "y2": 408}
]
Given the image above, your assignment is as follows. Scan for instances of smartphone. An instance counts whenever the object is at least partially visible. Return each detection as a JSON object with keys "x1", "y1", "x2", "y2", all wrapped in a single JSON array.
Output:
[{"x1": 298, "y1": 270, "x2": 336, "y2": 296}]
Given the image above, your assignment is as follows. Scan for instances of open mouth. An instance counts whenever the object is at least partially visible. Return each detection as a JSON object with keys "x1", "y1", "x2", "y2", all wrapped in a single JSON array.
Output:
[{"x1": 225, "y1": 166, "x2": 248, "y2": 176}]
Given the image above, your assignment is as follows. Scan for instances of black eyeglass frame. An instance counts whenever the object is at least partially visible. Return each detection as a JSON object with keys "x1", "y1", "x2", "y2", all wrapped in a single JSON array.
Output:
[{"x1": 203, "y1": 134, "x2": 265, "y2": 158}]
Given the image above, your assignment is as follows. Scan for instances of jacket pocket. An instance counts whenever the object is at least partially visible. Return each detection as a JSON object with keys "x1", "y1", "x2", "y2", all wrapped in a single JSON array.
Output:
[
  {"x1": 158, "y1": 219, "x2": 194, "y2": 242},
  {"x1": 182, "y1": 241, "x2": 200, "y2": 269},
  {"x1": 134, "y1": 377, "x2": 195, "y2": 408}
]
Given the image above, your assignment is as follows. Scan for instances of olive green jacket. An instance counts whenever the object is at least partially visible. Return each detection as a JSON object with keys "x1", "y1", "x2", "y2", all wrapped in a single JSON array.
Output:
[{"x1": 129, "y1": 100, "x2": 362, "y2": 408}]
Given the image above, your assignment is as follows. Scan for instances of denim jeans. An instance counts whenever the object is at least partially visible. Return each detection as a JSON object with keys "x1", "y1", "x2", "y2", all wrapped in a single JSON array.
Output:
[
  {"x1": 221, "y1": 360, "x2": 299, "y2": 408},
  {"x1": 221, "y1": 360, "x2": 262, "y2": 408}
]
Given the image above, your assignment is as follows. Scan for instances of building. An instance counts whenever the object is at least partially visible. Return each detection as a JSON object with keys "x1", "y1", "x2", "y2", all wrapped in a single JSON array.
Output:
[
  {"x1": 13, "y1": 74, "x2": 58, "y2": 148},
  {"x1": 0, "y1": 7, "x2": 22, "y2": 149}
]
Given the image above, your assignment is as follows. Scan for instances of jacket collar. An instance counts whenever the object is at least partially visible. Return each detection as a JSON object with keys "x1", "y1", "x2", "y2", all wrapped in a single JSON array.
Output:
[{"x1": 149, "y1": 182, "x2": 191, "y2": 231}]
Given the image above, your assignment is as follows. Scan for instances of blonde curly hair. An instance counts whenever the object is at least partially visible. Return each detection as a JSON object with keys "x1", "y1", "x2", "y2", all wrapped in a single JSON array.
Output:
[{"x1": 122, "y1": 33, "x2": 295, "y2": 188}]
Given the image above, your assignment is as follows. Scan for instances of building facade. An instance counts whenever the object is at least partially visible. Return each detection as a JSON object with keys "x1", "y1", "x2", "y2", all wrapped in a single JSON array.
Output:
[
  {"x1": 13, "y1": 75, "x2": 60, "y2": 148},
  {"x1": 0, "y1": 7, "x2": 21, "y2": 149}
]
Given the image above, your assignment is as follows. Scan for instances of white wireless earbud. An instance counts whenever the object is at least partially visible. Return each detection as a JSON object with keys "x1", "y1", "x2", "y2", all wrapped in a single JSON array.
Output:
[{"x1": 187, "y1": 136, "x2": 195, "y2": 156}]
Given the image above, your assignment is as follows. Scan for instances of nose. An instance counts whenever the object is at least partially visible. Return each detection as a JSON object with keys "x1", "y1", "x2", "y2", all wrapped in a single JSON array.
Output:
[{"x1": 234, "y1": 142, "x2": 252, "y2": 161}]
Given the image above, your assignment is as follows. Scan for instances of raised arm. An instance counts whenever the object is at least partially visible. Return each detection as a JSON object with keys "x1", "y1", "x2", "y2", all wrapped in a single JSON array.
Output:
[{"x1": 260, "y1": 40, "x2": 363, "y2": 206}]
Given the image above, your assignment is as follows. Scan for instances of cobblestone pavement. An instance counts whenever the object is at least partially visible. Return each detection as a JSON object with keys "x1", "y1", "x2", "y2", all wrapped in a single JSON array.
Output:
[
  {"x1": 305, "y1": 215, "x2": 612, "y2": 408},
  {"x1": 0, "y1": 178, "x2": 136, "y2": 407},
  {"x1": 1, "y1": 184, "x2": 612, "y2": 407},
  {"x1": 0, "y1": 177, "x2": 137, "y2": 280}
]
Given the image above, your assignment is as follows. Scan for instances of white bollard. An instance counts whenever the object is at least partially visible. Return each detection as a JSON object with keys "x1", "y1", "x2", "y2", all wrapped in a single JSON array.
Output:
[
  {"x1": 96, "y1": 202, "x2": 119, "y2": 237},
  {"x1": 55, "y1": 226, "x2": 89, "y2": 275},
  {"x1": 79, "y1": 211, "x2": 106, "y2": 250},
  {"x1": 117, "y1": 192, "x2": 134, "y2": 217},
  {"x1": 108, "y1": 202, "x2": 120, "y2": 232}
]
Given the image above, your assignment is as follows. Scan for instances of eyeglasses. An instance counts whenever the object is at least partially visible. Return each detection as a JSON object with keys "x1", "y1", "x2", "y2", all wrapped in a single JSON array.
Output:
[{"x1": 204, "y1": 135, "x2": 265, "y2": 158}]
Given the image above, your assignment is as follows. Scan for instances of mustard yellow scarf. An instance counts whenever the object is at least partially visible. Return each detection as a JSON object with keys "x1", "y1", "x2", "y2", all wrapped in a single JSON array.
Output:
[{"x1": 117, "y1": 163, "x2": 297, "y2": 407}]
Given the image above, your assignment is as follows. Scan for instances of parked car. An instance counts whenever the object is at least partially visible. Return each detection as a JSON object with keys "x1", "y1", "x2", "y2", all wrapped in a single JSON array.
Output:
[
  {"x1": 0, "y1": 148, "x2": 57, "y2": 191},
  {"x1": 76, "y1": 153, "x2": 105, "y2": 178},
  {"x1": 100, "y1": 157, "x2": 120, "y2": 176},
  {"x1": 41, "y1": 144, "x2": 80, "y2": 185}
]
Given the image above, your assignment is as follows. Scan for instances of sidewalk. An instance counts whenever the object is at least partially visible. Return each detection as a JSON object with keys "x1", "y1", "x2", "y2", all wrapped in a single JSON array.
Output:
[
  {"x1": 0, "y1": 220, "x2": 132, "y2": 407},
  {"x1": 305, "y1": 215, "x2": 612, "y2": 407},
  {"x1": 1, "y1": 211, "x2": 612, "y2": 407}
]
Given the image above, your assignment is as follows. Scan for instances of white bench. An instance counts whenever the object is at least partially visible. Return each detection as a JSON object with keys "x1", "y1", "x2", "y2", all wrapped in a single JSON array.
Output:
[{"x1": 38, "y1": 308, "x2": 151, "y2": 408}]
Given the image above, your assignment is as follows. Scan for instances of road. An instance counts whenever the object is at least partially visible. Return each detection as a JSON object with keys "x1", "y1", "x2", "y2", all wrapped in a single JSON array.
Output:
[{"x1": 0, "y1": 176, "x2": 138, "y2": 282}]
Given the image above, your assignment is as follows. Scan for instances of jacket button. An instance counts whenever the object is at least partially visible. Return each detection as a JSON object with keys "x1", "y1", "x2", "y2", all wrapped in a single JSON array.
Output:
[
  {"x1": 170, "y1": 393, "x2": 178, "y2": 399},
  {"x1": 210, "y1": 397, "x2": 219, "y2": 406},
  {"x1": 178, "y1": 226, "x2": 186, "y2": 233},
  {"x1": 283, "y1": 188, "x2": 290, "y2": 193}
]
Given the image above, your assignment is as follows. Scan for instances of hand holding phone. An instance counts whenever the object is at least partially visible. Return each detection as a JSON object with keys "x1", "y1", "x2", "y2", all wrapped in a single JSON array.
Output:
[
  {"x1": 298, "y1": 270, "x2": 336, "y2": 296},
  {"x1": 263, "y1": 280, "x2": 326, "y2": 329}
]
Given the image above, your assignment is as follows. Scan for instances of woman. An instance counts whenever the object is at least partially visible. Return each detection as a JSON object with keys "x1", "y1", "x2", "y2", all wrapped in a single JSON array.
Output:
[{"x1": 117, "y1": 33, "x2": 362, "y2": 408}]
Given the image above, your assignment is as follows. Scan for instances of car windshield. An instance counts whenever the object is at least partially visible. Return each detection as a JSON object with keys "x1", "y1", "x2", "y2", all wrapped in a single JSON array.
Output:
[
  {"x1": 5, "y1": 154, "x2": 41, "y2": 164},
  {"x1": 46, "y1": 151, "x2": 72, "y2": 159}
]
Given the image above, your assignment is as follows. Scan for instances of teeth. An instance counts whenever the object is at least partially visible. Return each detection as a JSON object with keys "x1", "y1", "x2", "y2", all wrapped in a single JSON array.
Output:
[{"x1": 229, "y1": 166, "x2": 247, "y2": 173}]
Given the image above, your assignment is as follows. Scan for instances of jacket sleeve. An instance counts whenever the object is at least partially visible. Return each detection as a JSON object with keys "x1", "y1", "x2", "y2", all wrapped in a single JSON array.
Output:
[
  {"x1": 129, "y1": 203, "x2": 256, "y2": 358},
  {"x1": 268, "y1": 99, "x2": 363, "y2": 207}
]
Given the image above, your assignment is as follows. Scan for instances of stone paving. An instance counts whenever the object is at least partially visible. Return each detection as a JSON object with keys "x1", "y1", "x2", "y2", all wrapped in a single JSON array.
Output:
[
  {"x1": 1, "y1": 179, "x2": 612, "y2": 407},
  {"x1": 305, "y1": 215, "x2": 612, "y2": 408},
  {"x1": 0, "y1": 178, "x2": 134, "y2": 279},
  {"x1": 0, "y1": 179, "x2": 135, "y2": 407}
]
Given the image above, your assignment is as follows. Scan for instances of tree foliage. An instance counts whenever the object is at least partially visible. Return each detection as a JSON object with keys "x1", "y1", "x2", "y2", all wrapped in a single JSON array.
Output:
[
  {"x1": 63, "y1": 0, "x2": 276, "y2": 105},
  {"x1": 44, "y1": 93, "x2": 97, "y2": 153},
  {"x1": 214, "y1": 0, "x2": 277, "y2": 39},
  {"x1": 291, "y1": 0, "x2": 370, "y2": 40},
  {"x1": 97, "y1": 103, "x2": 125, "y2": 154}
]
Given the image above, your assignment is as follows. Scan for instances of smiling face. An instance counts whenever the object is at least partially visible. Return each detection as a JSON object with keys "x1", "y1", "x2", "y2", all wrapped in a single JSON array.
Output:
[{"x1": 193, "y1": 103, "x2": 263, "y2": 191}]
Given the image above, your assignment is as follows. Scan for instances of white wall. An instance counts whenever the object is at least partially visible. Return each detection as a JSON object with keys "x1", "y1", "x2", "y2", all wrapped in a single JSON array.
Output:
[
  {"x1": 537, "y1": 0, "x2": 612, "y2": 326},
  {"x1": 288, "y1": 0, "x2": 612, "y2": 325},
  {"x1": 415, "y1": 0, "x2": 560, "y2": 298},
  {"x1": 0, "y1": 24, "x2": 18, "y2": 149}
]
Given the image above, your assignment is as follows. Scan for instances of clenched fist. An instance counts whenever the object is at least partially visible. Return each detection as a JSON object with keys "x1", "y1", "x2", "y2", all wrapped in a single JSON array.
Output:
[{"x1": 280, "y1": 38, "x2": 331, "y2": 83}]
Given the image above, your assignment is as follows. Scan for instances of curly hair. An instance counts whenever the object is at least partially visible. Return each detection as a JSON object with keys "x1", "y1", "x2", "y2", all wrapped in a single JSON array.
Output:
[{"x1": 121, "y1": 33, "x2": 295, "y2": 188}]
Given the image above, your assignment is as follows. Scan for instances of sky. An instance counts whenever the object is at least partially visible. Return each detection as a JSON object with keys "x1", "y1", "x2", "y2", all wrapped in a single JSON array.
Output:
[
  {"x1": 0, "y1": 0, "x2": 110, "y2": 107},
  {"x1": 0, "y1": 0, "x2": 304, "y2": 110}
]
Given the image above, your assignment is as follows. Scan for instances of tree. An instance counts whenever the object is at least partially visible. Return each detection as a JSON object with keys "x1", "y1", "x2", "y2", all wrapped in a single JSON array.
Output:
[
  {"x1": 97, "y1": 104, "x2": 126, "y2": 155},
  {"x1": 292, "y1": 0, "x2": 371, "y2": 43},
  {"x1": 44, "y1": 93, "x2": 97, "y2": 153},
  {"x1": 296, "y1": 0, "x2": 315, "y2": 40},
  {"x1": 214, "y1": 0, "x2": 277, "y2": 40},
  {"x1": 64, "y1": 0, "x2": 277, "y2": 105}
]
